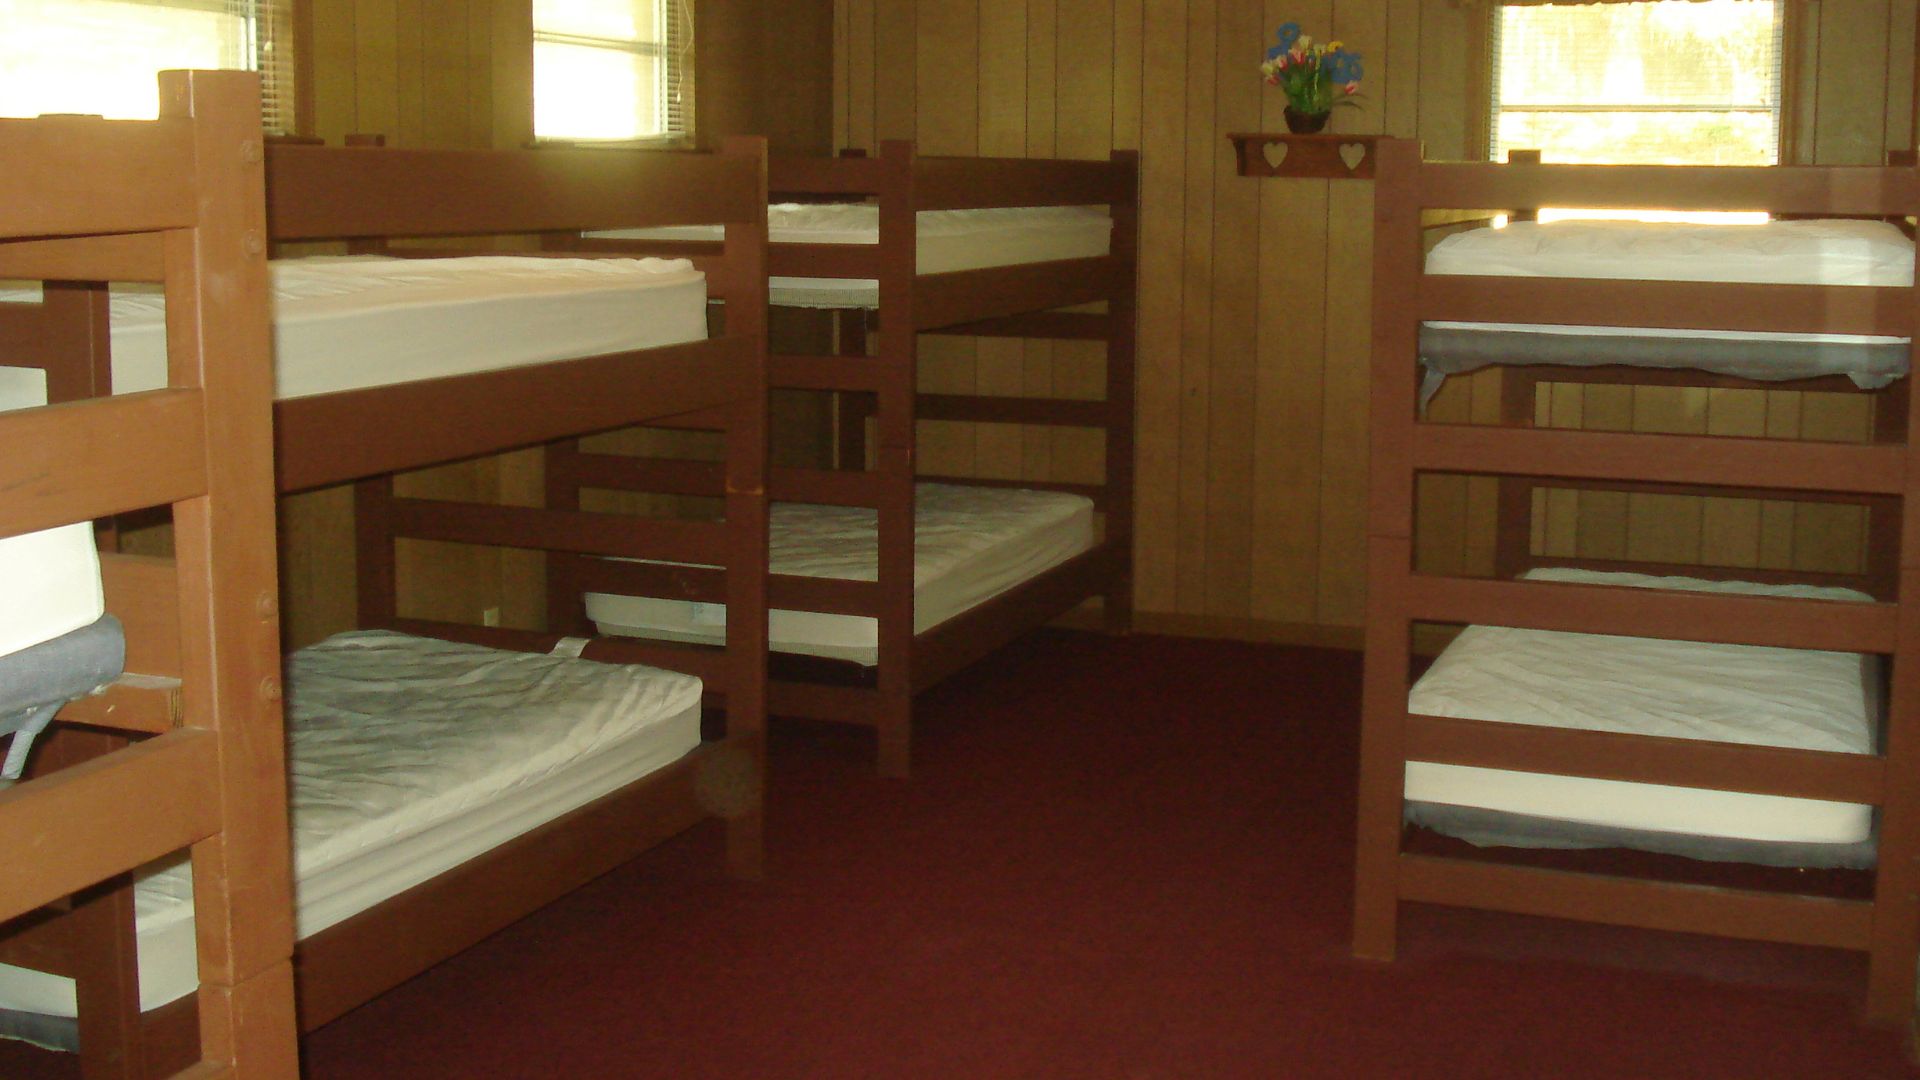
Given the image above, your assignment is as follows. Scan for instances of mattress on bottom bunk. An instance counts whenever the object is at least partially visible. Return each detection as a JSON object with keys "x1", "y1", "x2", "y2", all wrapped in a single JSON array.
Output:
[
  {"x1": 0, "y1": 630, "x2": 704, "y2": 1036},
  {"x1": 1420, "y1": 218, "x2": 1916, "y2": 390},
  {"x1": 0, "y1": 369, "x2": 102, "y2": 659},
  {"x1": 586, "y1": 482, "x2": 1096, "y2": 665},
  {"x1": 590, "y1": 202, "x2": 1114, "y2": 309},
  {"x1": 1405, "y1": 568, "x2": 1880, "y2": 861},
  {"x1": 0, "y1": 254, "x2": 709, "y2": 401}
]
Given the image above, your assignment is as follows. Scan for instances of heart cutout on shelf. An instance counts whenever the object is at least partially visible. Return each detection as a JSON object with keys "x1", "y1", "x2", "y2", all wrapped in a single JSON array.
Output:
[
  {"x1": 1338, "y1": 142, "x2": 1368, "y2": 171},
  {"x1": 1262, "y1": 141, "x2": 1289, "y2": 170}
]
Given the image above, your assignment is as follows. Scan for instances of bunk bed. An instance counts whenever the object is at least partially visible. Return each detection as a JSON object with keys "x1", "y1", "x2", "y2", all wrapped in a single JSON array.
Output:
[
  {"x1": 0, "y1": 72, "x2": 299, "y2": 1075},
  {"x1": 563, "y1": 140, "x2": 1139, "y2": 777},
  {"x1": 1355, "y1": 137, "x2": 1920, "y2": 1022},
  {"x1": 0, "y1": 123, "x2": 771, "y2": 1073}
]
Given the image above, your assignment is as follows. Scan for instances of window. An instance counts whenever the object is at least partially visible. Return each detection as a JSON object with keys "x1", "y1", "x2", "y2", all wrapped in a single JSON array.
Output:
[
  {"x1": 1490, "y1": 0, "x2": 1784, "y2": 167},
  {"x1": 534, "y1": 0, "x2": 692, "y2": 144},
  {"x1": 0, "y1": 0, "x2": 293, "y2": 134}
]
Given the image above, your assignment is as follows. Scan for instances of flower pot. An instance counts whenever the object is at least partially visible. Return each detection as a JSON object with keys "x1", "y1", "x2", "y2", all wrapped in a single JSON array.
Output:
[{"x1": 1284, "y1": 107, "x2": 1331, "y2": 134}]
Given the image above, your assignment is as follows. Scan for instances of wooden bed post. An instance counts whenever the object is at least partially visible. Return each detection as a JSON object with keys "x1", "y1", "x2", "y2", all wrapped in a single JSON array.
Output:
[
  {"x1": 1354, "y1": 138, "x2": 1426, "y2": 962},
  {"x1": 873, "y1": 139, "x2": 918, "y2": 778},
  {"x1": 1493, "y1": 369, "x2": 1539, "y2": 580},
  {"x1": 1103, "y1": 149, "x2": 1140, "y2": 634}
]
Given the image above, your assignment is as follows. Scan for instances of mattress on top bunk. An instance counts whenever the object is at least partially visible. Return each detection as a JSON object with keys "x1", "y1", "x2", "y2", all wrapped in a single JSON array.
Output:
[
  {"x1": 0, "y1": 630, "x2": 704, "y2": 1034},
  {"x1": 0, "y1": 254, "x2": 708, "y2": 401},
  {"x1": 586, "y1": 482, "x2": 1096, "y2": 666},
  {"x1": 589, "y1": 202, "x2": 1114, "y2": 309},
  {"x1": 1420, "y1": 218, "x2": 1916, "y2": 390},
  {"x1": 0, "y1": 368, "x2": 103, "y2": 659},
  {"x1": 1405, "y1": 568, "x2": 1879, "y2": 862}
]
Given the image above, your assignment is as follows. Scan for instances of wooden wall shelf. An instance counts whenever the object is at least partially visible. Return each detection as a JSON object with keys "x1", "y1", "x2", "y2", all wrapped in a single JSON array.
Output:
[{"x1": 1228, "y1": 133, "x2": 1381, "y2": 180}]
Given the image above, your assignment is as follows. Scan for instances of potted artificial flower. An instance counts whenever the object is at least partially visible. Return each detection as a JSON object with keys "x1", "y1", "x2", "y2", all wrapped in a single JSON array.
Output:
[{"x1": 1260, "y1": 23, "x2": 1362, "y2": 134}]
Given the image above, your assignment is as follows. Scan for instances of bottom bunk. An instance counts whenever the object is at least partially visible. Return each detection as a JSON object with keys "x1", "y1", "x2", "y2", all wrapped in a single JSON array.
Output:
[
  {"x1": 584, "y1": 482, "x2": 1094, "y2": 663},
  {"x1": 0, "y1": 631, "x2": 737, "y2": 1069},
  {"x1": 1405, "y1": 569, "x2": 1879, "y2": 870}
]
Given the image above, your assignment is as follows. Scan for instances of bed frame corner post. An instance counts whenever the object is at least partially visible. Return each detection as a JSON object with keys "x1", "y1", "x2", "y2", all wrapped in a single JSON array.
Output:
[{"x1": 1103, "y1": 147, "x2": 1141, "y2": 635}]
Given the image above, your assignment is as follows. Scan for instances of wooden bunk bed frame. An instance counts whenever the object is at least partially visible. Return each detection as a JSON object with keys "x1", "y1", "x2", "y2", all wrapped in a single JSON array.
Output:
[
  {"x1": 0, "y1": 132, "x2": 771, "y2": 1076},
  {"x1": 564, "y1": 139, "x2": 1139, "y2": 777},
  {"x1": 1356, "y1": 137, "x2": 1920, "y2": 1022},
  {"x1": 0, "y1": 72, "x2": 299, "y2": 1076}
]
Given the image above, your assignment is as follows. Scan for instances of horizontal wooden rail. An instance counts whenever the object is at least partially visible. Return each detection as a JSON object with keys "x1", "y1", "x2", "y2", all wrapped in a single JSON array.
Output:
[
  {"x1": 1405, "y1": 713, "x2": 1884, "y2": 802},
  {"x1": 56, "y1": 675, "x2": 181, "y2": 735},
  {"x1": 0, "y1": 390, "x2": 205, "y2": 539},
  {"x1": 916, "y1": 394, "x2": 1112, "y2": 428},
  {"x1": 0, "y1": 116, "x2": 195, "y2": 238},
  {"x1": 1412, "y1": 160, "x2": 1920, "y2": 217},
  {"x1": 769, "y1": 244, "x2": 882, "y2": 278},
  {"x1": 1401, "y1": 572, "x2": 1897, "y2": 652},
  {"x1": 0, "y1": 233, "x2": 166, "y2": 282},
  {"x1": 0, "y1": 729, "x2": 218, "y2": 922},
  {"x1": 268, "y1": 143, "x2": 762, "y2": 240},
  {"x1": 576, "y1": 558, "x2": 725, "y2": 605},
  {"x1": 771, "y1": 467, "x2": 888, "y2": 506},
  {"x1": 1517, "y1": 474, "x2": 1895, "y2": 508},
  {"x1": 1421, "y1": 276, "x2": 1911, "y2": 337},
  {"x1": 1398, "y1": 854, "x2": 1874, "y2": 950},
  {"x1": 390, "y1": 498, "x2": 728, "y2": 564},
  {"x1": 915, "y1": 258, "x2": 1118, "y2": 330},
  {"x1": 770, "y1": 574, "x2": 883, "y2": 616},
  {"x1": 1413, "y1": 424, "x2": 1907, "y2": 495},
  {"x1": 770, "y1": 353, "x2": 890, "y2": 392},
  {"x1": 769, "y1": 155, "x2": 888, "y2": 197},
  {"x1": 275, "y1": 337, "x2": 752, "y2": 493}
]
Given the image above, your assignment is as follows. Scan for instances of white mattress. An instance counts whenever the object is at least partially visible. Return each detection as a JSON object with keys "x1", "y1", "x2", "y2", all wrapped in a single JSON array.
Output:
[
  {"x1": 1422, "y1": 218, "x2": 1916, "y2": 388},
  {"x1": 586, "y1": 482, "x2": 1095, "y2": 665},
  {"x1": 0, "y1": 368, "x2": 103, "y2": 659},
  {"x1": 1405, "y1": 568, "x2": 1879, "y2": 845},
  {"x1": 0, "y1": 630, "x2": 703, "y2": 1017},
  {"x1": 591, "y1": 202, "x2": 1113, "y2": 308},
  {"x1": 0, "y1": 254, "x2": 708, "y2": 401}
]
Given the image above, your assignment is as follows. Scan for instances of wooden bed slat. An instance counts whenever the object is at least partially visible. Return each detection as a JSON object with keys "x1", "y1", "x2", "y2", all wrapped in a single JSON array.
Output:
[
  {"x1": 55, "y1": 676, "x2": 182, "y2": 736},
  {"x1": 0, "y1": 390, "x2": 205, "y2": 540},
  {"x1": 1398, "y1": 854, "x2": 1875, "y2": 950},
  {"x1": 1406, "y1": 713, "x2": 1886, "y2": 802},
  {"x1": 770, "y1": 154, "x2": 889, "y2": 196},
  {"x1": 1420, "y1": 276, "x2": 1912, "y2": 337},
  {"x1": 1403, "y1": 572, "x2": 1897, "y2": 653},
  {"x1": 1413, "y1": 424, "x2": 1906, "y2": 496},
  {"x1": 916, "y1": 393, "x2": 1112, "y2": 428},
  {"x1": 768, "y1": 243, "x2": 883, "y2": 278},
  {"x1": 569, "y1": 453, "x2": 725, "y2": 498},
  {"x1": 100, "y1": 554, "x2": 183, "y2": 679},
  {"x1": 389, "y1": 498, "x2": 729, "y2": 564},
  {"x1": 769, "y1": 573, "x2": 883, "y2": 616},
  {"x1": 912, "y1": 156, "x2": 1133, "y2": 211},
  {"x1": 0, "y1": 730, "x2": 218, "y2": 922}
]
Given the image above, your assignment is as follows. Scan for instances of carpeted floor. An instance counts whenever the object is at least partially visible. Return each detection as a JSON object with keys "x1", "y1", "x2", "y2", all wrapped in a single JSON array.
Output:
[{"x1": 2, "y1": 630, "x2": 1916, "y2": 1078}]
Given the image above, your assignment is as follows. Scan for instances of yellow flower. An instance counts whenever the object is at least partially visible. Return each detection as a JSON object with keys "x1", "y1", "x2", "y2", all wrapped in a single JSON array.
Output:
[{"x1": 1326, "y1": 40, "x2": 1343, "y2": 52}]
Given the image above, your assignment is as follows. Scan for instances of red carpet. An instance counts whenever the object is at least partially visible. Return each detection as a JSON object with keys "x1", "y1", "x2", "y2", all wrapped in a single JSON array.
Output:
[{"x1": 2, "y1": 631, "x2": 1915, "y2": 1077}]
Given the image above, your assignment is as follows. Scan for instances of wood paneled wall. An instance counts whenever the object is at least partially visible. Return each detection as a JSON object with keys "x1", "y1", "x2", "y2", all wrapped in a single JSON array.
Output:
[{"x1": 834, "y1": 0, "x2": 1920, "y2": 640}]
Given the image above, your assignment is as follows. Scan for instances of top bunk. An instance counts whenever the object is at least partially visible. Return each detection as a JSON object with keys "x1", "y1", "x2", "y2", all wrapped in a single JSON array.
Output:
[
  {"x1": 572, "y1": 140, "x2": 1139, "y2": 327},
  {"x1": 1373, "y1": 140, "x2": 1920, "y2": 401},
  {"x1": 1371, "y1": 139, "x2": 1920, "y2": 517},
  {"x1": 0, "y1": 135, "x2": 771, "y2": 494}
]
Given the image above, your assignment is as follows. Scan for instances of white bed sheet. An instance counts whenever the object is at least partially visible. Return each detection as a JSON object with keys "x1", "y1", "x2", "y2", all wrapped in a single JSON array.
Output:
[
  {"x1": 0, "y1": 254, "x2": 709, "y2": 401},
  {"x1": 591, "y1": 203, "x2": 1113, "y2": 309},
  {"x1": 1421, "y1": 218, "x2": 1917, "y2": 388},
  {"x1": 0, "y1": 630, "x2": 704, "y2": 1017},
  {"x1": 0, "y1": 368, "x2": 103, "y2": 659},
  {"x1": 1406, "y1": 568, "x2": 1878, "y2": 845},
  {"x1": 586, "y1": 482, "x2": 1095, "y2": 665}
]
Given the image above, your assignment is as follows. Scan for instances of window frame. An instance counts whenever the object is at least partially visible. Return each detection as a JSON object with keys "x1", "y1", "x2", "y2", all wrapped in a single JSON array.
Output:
[
  {"x1": 531, "y1": 0, "x2": 694, "y2": 148},
  {"x1": 1474, "y1": 0, "x2": 1803, "y2": 167}
]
